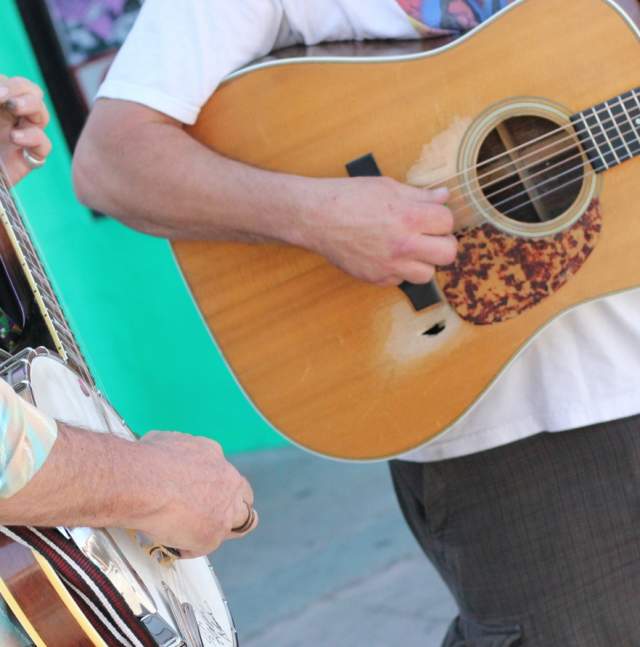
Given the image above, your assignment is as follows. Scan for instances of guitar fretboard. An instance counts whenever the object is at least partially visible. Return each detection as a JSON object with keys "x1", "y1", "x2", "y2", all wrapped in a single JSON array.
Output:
[
  {"x1": 0, "y1": 170, "x2": 93, "y2": 386},
  {"x1": 571, "y1": 87, "x2": 640, "y2": 173}
]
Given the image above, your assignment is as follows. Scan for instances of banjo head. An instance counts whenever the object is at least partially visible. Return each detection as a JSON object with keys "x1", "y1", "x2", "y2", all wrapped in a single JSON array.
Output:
[{"x1": 0, "y1": 348, "x2": 237, "y2": 646}]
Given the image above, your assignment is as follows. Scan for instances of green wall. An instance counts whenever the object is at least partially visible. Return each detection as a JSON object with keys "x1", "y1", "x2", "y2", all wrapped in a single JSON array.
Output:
[{"x1": 1, "y1": 2, "x2": 285, "y2": 453}]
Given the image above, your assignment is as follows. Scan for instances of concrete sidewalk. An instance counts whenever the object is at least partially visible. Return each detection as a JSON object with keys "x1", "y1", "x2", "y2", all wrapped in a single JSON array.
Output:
[{"x1": 212, "y1": 447, "x2": 456, "y2": 646}]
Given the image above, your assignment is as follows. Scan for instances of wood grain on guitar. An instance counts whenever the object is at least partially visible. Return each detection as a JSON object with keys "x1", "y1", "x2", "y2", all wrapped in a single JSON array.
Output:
[
  {"x1": 174, "y1": 0, "x2": 640, "y2": 460},
  {"x1": 0, "y1": 533, "x2": 93, "y2": 646}
]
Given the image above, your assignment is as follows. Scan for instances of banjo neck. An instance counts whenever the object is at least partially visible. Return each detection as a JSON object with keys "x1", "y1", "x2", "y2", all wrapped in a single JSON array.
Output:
[{"x1": 0, "y1": 169, "x2": 93, "y2": 387}]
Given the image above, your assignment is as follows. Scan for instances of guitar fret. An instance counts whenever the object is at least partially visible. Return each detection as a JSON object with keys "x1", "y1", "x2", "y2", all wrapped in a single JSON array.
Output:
[
  {"x1": 27, "y1": 264, "x2": 47, "y2": 287},
  {"x1": 592, "y1": 105, "x2": 621, "y2": 165},
  {"x1": 50, "y1": 318, "x2": 71, "y2": 343},
  {"x1": 571, "y1": 89, "x2": 640, "y2": 173},
  {"x1": 55, "y1": 328, "x2": 79, "y2": 354},
  {"x1": 10, "y1": 221, "x2": 44, "y2": 266},
  {"x1": 14, "y1": 228, "x2": 35, "y2": 252},
  {"x1": 16, "y1": 235, "x2": 91, "y2": 375},
  {"x1": 604, "y1": 100, "x2": 632, "y2": 159},
  {"x1": 3, "y1": 207, "x2": 20, "y2": 230},
  {"x1": 0, "y1": 171, "x2": 95, "y2": 387},
  {"x1": 21, "y1": 248, "x2": 46, "y2": 278},
  {"x1": 28, "y1": 266, "x2": 61, "y2": 310},
  {"x1": 27, "y1": 263, "x2": 52, "y2": 290},
  {"x1": 572, "y1": 112, "x2": 608, "y2": 172},
  {"x1": 38, "y1": 291, "x2": 60, "y2": 318},
  {"x1": 9, "y1": 223, "x2": 53, "y2": 287},
  {"x1": 618, "y1": 94, "x2": 640, "y2": 157},
  {"x1": 40, "y1": 291, "x2": 65, "y2": 318}
]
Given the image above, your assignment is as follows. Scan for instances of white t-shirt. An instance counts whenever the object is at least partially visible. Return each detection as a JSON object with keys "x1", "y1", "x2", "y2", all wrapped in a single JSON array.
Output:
[{"x1": 98, "y1": 0, "x2": 640, "y2": 462}]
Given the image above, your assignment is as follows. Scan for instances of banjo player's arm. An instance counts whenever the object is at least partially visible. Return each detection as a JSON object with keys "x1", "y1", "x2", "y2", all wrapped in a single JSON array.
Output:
[{"x1": 0, "y1": 391, "x2": 257, "y2": 557}]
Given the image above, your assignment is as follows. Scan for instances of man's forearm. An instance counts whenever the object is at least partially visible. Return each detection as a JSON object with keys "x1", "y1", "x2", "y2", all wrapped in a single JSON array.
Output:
[
  {"x1": 73, "y1": 99, "x2": 320, "y2": 246},
  {"x1": 73, "y1": 99, "x2": 457, "y2": 286},
  {"x1": 0, "y1": 423, "x2": 151, "y2": 529},
  {"x1": 0, "y1": 422, "x2": 257, "y2": 556}
]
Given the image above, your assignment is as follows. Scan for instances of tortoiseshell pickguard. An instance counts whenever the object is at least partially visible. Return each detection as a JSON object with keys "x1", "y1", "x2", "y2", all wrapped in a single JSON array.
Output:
[{"x1": 436, "y1": 200, "x2": 602, "y2": 325}]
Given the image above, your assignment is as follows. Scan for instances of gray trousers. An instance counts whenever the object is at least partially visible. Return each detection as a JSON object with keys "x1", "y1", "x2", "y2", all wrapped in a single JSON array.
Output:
[{"x1": 389, "y1": 415, "x2": 640, "y2": 646}]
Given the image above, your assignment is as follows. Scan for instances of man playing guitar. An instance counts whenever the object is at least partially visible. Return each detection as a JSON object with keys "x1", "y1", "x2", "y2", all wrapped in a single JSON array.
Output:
[{"x1": 73, "y1": 1, "x2": 640, "y2": 644}]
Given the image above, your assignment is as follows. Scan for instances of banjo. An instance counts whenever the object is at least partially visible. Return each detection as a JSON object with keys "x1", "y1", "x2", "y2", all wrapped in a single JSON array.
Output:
[{"x1": 0, "y1": 171, "x2": 237, "y2": 645}]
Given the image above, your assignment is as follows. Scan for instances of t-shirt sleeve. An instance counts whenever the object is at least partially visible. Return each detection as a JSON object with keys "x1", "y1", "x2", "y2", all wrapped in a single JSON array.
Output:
[
  {"x1": 97, "y1": 1, "x2": 419, "y2": 124},
  {"x1": 0, "y1": 379, "x2": 57, "y2": 499},
  {"x1": 97, "y1": 0, "x2": 298, "y2": 124}
]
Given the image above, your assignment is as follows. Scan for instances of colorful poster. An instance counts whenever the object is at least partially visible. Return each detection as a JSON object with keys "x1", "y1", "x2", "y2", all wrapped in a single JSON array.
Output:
[{"x1": 43, "y1": 0, "x2": 144, "y2": 105}]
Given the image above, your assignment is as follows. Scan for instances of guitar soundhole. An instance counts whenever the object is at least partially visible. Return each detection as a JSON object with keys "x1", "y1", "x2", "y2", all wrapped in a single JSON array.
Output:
[{"x1": 477, "y1": 115, "x2": 583, "y2": 224}]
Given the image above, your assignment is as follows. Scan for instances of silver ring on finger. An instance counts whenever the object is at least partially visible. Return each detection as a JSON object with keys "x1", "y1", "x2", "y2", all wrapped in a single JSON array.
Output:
[
  {"x1": 232, "y1": 500, "x2": 256, "y2": 534},
  {"x1": 22, "y1": 148, "x2": 46, "y2": 169}
]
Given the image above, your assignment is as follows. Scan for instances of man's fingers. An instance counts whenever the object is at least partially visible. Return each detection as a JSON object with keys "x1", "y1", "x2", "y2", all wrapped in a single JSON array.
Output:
[
  {"x1": 4, "y1": 92, "x2": 49, "y2": 126},
  {"x1": 407, "y1": 185, "x2": 450, "y2": 205},
  {"x1": 422, "y1": 186, "x2": 450, "y2": 204},
  {"x1": 11, "y1": 125, "x2": 52, "y2": 161},
  {"x1": 0, "y1": 77, "x2": 44, "y2": 103},
  {"x1": 399, "y1": 233, "x2": 458, "y2": 267},
  {"x1": 415, "y1": 204, "x2": 454, "y2": 235},
  {"x1": 396, "y1": 261, "x2": 435, "y2": 285}
]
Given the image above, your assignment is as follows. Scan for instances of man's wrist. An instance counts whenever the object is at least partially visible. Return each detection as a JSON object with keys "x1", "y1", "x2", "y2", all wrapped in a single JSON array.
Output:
[
  {"x1": 55, "y1": 423, "x2": 154, "y2": 530},
  {"x1": 264, "y1": 174, "x2": 329, "y2": 252}
]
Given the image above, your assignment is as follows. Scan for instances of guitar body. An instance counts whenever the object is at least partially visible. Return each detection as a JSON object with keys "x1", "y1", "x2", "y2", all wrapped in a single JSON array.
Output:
[
  {"x1": 0, "y1": 535, "x2": 94, "y2": 646},
  {"x1": 174, "y1": 0, "x2": 640, "y2": 460}
]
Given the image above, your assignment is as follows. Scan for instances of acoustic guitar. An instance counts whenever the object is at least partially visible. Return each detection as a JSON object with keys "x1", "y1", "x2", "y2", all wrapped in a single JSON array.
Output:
[{"x1": 172, "y1": 0, "x2": 640, "y2": 460}]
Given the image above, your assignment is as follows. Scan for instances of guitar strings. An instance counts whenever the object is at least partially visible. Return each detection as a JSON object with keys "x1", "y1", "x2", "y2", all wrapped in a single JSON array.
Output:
[
  {"x1": 415, "y1": 92, "x2": 640, "y2": 196},
  {"x1": 481, "y1": 148, "x2": 593, "y2": 212},
  {"x1": 440, "y1": 121, "x2": 639, "y2": 214},
  {"x1": 444, "y1": 131, "x2": 618, "y2": 212},
  {"x1": 496, "y1": 166, "x2": 598, "y2": 224},
  {"x1": 451, "y1": 123, "x2": 615, "y2": 198},
  {"x1": 447, "y1": 142, "x2": 628, "y2": 232},
  {"x1": 444, "y1": 137, "x2": 586, "y2": 208},
  {"x1": 442, "y1": 174, "x2": 588, "y2": 236},
  {"x1": 435, "y1": 121, "x2": 586, "y2": 192},
  {"x1": 422, "y1": 91, "x2": 640, "y2": 192},
  {"x1": 437, "y1": 108, "x2": 639, "y2": 202},
  {"x1": 462, "y1": 141, "x2": 590, "y2": 207}
]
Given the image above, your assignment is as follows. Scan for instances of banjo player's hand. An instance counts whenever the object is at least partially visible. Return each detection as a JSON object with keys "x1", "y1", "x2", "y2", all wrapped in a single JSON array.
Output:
[
  {"x1": 133, "y1": 431, "x2": 258, "y2": 558},
  {"x1": 0, "y1": 75, "x2": 51, "y2": 186},
  {"x1": 296, "y1": 176, "x2": 457, "y2": 286}
]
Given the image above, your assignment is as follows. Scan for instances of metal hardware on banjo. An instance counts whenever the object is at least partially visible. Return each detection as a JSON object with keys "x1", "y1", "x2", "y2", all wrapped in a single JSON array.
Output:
[
  {"x1": 0, "y1": 136, "x2": 238, "y2": 643},
  {"x1": 0, "y1": 347, "x2": 238, "y2": 647}
]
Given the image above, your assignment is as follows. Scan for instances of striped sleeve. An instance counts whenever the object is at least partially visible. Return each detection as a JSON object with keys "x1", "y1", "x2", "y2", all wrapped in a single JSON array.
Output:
[{"x1": 0, "y1": 379, "x2": 57, "y2": 498}]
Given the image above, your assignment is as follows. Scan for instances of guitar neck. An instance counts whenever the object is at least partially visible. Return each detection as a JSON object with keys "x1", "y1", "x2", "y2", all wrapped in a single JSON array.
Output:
[
  {"x1": 0, "y1": 170, "x2": 94, "y2": 387},
  {"x1": 571, "y1": 87, "x2": 640, "y2": 173}
]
